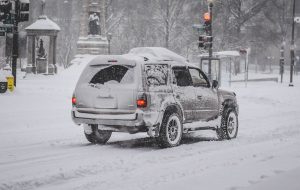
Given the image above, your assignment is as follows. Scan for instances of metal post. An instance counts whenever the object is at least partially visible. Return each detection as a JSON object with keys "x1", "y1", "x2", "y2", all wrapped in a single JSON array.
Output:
[
  {"x1": 208, "y1": 2, "x2": 213, "y2": 80},
  {"x1": 12, "y1": 0, "x2": 20, "y2": 87},
  {"x1": 107, "y1": 33, "x2": 112, "y2": 55},
  {"x1": 269, "y1": 57, "x2": 272, "y2": 73},
  {"x1": 218, "y1": 59, "x2": 221, "y2": 86},
  {"x1": 289, "y1": 0, "x2": 296, "y2": 87},
  {"x1": 244, "y1": 55, "x2": 247, "y2": 87},
  {"x1": 229, "y1": 58, "x2": 232, "y2": 87},
  {"x1": 280, "y1": 43, "x2": 285, "y2": 83},
  {"x1": 246, "y1": 52, "x2": 249, "y2": 87},
  {"x1": 108, "y1": 40, "x2": 111, "y2": 55}
]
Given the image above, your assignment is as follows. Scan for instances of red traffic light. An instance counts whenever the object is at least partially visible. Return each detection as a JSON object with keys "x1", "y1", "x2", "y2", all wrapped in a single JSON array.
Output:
[{"x1": 204, "y1": 12, "x2": 211, "y2": 21}]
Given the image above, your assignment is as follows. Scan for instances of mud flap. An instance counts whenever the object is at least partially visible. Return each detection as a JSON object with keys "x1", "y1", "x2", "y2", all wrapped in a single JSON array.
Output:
[
  {"x1": 83, "y1": 124, "x2": 93, "y2": 135},
  {"x1": 147, "y1": 123, "x2": 160, "y2": 137}
]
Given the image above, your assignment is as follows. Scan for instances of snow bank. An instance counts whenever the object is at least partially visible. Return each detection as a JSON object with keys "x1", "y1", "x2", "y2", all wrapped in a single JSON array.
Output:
[{"x1": 0, "y1": 70, "x2": 11, "y2": 82}]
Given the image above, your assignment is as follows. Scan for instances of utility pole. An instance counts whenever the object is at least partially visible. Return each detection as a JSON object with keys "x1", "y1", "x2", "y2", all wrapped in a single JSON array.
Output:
[
  {"x1": 289, "y1": 0, "x2": 296, "y2": 87},
  {"x1": 12, "y1": 0, "x2": 20, "y2": 87},
  {"x1": 208, "y1": 2, "x2": 213, "y2": 80}
]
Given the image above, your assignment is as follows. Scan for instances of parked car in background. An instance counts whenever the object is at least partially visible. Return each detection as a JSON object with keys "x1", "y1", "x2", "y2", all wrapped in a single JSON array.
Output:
[{"x1": 71, "y1": 47, "x2": 239, "y2": 148}]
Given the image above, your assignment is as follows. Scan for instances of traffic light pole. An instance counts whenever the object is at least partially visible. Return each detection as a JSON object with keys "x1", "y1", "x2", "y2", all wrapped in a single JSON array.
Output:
[
  {"x1": 289, "y1": 0, "x2": 296, "y2": 87},
  {"x1": 12, "y1": 0, "x2": 19, "y2": 87},
  {"x1": 208, "y1": 3, "x2": 213, "y2": 80}
]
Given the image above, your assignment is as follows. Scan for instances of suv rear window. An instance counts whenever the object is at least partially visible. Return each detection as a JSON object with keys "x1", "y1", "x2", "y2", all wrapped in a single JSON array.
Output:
[
  {"x1": 90, "y1": 65, "x2": 134, "y2": 85},
  {"x1": 145, "y1": 64, "x2": 168, "y2": 86}
]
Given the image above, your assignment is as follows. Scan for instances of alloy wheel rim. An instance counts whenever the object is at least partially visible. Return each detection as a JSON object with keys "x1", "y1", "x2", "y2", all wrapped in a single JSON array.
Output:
[
  {"x1": 227, "y1": 112, "x2": 237, "y2": 138},
  {"x1": 167, "y1": 116, "x2": 181, "y2": 144}
]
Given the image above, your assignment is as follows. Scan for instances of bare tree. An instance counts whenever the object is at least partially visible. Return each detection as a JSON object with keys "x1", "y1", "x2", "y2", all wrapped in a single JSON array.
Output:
[
  {"x1": 217, "y1": 0, "x2": 272, "y2": 47},
  {"x1": 153, "y1": 0, "x2": 187, "y2": 49}
]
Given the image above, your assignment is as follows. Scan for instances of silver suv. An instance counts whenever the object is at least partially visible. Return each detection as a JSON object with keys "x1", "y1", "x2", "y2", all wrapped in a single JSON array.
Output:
[{"x1": 71, "y1": 48, "x2": 239, "y2": 148}]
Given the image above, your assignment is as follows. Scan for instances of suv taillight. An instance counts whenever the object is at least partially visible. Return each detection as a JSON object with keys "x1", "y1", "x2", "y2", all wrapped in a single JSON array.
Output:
[
  {"x1": 137, "y1": 93, "x2": 147, "y2": 108},
  {"x1": 72, "y1": 97, "x2": 77, "y2": 106}
]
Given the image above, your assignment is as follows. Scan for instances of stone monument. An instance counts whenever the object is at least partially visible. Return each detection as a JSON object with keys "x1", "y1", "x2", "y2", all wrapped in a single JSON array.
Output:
[{"x1": 77, "y1": 0, "x2": 109, "y2": 55}]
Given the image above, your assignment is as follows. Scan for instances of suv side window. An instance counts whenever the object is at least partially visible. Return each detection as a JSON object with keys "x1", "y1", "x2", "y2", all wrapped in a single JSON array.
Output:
[
  {"x1": 173, "y1": 67, "x2": 193, "y2": 87},
  {"x1": 189, "y1": 68, "x2": 210, "y2": 88},
  {"x1": 145, "y1": 64, "x2": 168, "y2": 86}
]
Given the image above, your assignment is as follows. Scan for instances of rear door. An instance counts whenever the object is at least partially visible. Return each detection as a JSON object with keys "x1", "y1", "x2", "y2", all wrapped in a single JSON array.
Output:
[
  {"x1": 172, "y1": 67, "x2": 196, "y2": 122},
  {"x1": 144, "y1": 64, "x2": 172, "y2": 111},
  {"x1": 75, "y1": 64, "x2": 138, "y2": 113},
  {"x1": 189, "y1": 67, "x2": 219, "y2": 121}
]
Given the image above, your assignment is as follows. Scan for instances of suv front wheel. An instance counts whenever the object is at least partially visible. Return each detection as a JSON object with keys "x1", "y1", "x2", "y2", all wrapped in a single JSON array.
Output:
[
  {"x1": 217, "y1": 107, "x2": 238, "y2": 140},
  {"x1": 85, "y1": 124, "x2": 112, "y2": 144},
  {"x1": 158, "y1": 112, "x2": 183, "y2": 148}
]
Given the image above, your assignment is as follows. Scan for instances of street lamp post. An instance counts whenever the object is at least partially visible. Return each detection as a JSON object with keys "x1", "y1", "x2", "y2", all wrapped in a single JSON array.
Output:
[
  {"x1": 289, "y1": 0, "x2": 296, "y2": 87},
  {"x1": 107, "y1": 33, "x2": 112, "y2": 55}
]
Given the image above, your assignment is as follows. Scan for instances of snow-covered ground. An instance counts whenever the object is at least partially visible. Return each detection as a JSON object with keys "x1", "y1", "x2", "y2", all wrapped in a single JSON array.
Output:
[{"x1": 1, "y1": 57, "x2": 300, "y2": 190}]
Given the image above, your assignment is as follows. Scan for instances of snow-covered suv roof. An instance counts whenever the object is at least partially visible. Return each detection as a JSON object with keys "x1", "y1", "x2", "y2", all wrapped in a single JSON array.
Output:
[
  {"x1": 88, "y1": 55, "x2": 137, "y2": 67},
  {"x1": 87, "y1": 47, "x2": 194, "y2": 68},
  {"x1": 129, "y1": 47, "x2": 188, "y2": 63}
]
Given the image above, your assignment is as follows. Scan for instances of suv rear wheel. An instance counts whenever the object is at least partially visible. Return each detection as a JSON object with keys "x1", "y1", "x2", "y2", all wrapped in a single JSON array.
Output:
[
  {"x1": 217, "y1": 107, "x2": 238, "y2": 140},
  {"x1": 158, "y1": 112, "x2": 183, "y2": 148},
  {"x1": 85, "y1": 125, "x2": 112, "y2": 144}
]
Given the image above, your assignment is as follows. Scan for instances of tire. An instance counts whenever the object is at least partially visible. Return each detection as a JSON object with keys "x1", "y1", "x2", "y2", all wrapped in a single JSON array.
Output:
[
  {"x1": 217, "y1": 107, "x2": 238, "y2": 140},
  {"x1": 157, "y1": 112, "x2": 183, "y2": 148},
  {"x1": 85, "y1": 125, "x2": 112, "y2": 144}
]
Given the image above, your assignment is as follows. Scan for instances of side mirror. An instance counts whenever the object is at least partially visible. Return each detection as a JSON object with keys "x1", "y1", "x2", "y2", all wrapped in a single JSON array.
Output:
[{"x1": 212, "y1": 80, "x2": 219, "y2": 89}]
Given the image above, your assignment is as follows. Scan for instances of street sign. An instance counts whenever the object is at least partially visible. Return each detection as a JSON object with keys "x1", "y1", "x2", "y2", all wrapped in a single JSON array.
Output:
[
  {"x1": 0, "y1": 24, "x2": 14, "y2": 28},
  {"x1": 192, "y1": 24, "x2": 206, "y2": 32},
  {"x1": 0, "y1": 24, "x2": 13, "y2": 35},
  {"x1": 295, "y1": 17, "x2": 300, "y2": 24}
]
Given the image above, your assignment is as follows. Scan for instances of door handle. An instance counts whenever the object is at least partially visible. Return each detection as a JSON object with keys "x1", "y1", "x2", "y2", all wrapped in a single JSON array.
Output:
[{"x1": 175, "y1": 92, "x2": 184, "y2": 99}]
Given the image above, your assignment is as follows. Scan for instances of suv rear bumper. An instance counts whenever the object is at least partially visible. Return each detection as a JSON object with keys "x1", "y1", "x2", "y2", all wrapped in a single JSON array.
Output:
[
  {"x1": 72, "y1": 110, "x2": 144, "y2": 126},
  {"x1": 71, "y1": 109, "x2": 154, "y2": 133}
]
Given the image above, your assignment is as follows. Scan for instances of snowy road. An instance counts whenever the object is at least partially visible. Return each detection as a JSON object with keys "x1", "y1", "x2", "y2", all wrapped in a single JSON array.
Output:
[{"x1": 1, "y1": 63, "x2": 300, "y2": 190}]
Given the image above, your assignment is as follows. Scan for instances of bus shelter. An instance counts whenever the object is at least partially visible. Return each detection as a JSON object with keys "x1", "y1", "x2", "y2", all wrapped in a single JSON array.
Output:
[{"x1": 198, "y1": 51, "x2": 243, "y2": 87}]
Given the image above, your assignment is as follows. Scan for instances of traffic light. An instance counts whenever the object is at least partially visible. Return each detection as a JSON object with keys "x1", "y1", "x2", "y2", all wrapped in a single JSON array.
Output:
[
  {"x1": 203, "y1": 12, "x2": 211, "y2": 35},
  {"x1": 198, "y1": 36, "x2": 205, "y2": 48},
  {"x1": 19, "y1": 0, "x2": 30, "y2": 22},
  {"x1": 198, "y1": 35, "x2": 213, "y2": 49},
  {"x1": 0, "y1": 0, "x2": 12, "y2": 22}
]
